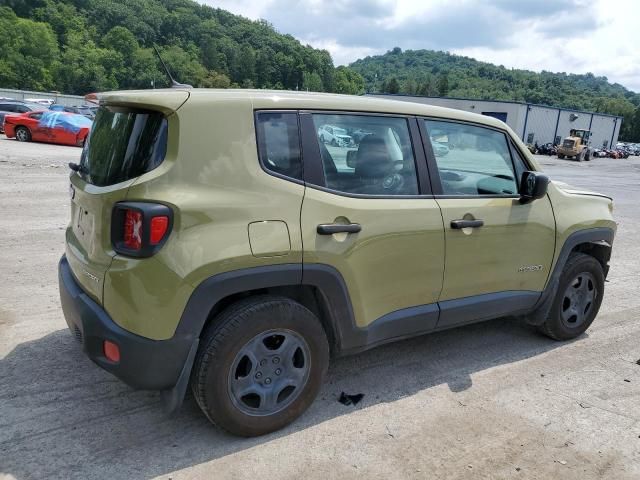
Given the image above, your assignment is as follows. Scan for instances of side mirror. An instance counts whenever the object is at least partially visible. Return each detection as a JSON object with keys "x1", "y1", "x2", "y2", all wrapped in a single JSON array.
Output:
[
  {"x1": 346, "y1": 149, "x2": 357, "y2": 168},
  {"x1": 519, "y1": 171, "x2": 549, "y2": 204}
]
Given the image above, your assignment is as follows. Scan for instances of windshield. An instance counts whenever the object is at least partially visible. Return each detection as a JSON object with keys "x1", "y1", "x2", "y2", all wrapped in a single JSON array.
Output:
[{"x1": 79, "y1": 107, "x2": 167, "y2": 186}]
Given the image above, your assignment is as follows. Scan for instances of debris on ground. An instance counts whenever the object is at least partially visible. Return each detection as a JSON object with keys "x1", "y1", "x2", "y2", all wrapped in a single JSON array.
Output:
[{"x1": 338, "y1": 392, "x2": 364, "y2": 406}]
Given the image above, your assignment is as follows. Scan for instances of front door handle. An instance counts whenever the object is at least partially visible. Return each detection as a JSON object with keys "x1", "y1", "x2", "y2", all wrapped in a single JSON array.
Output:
[
  {"x1": 317, "y1": 223, "x2": 361, "y2": 235},
  {"x1": 450, "y1": 219, "x2": 484, "y2": 229}
]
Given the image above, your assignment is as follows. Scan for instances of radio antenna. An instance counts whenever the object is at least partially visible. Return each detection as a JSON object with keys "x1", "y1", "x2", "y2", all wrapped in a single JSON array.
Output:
[{"x1": 152, "y1": 45, "x2": 192, "y2": 88}]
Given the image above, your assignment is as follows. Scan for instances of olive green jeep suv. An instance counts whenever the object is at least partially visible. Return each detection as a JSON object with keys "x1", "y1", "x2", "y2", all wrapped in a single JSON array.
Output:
[{"x1": 59, "y1": 89, "x2": 615, "y2": 436}]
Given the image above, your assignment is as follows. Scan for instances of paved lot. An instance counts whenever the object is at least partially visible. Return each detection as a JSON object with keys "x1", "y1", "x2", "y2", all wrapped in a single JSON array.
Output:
[{"x1": 1, "y1": 136, "x2": 639, "y2": 479}]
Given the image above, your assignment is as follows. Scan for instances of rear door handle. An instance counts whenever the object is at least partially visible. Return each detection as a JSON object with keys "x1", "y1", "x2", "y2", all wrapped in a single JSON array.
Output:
[
  {"x1": 317, "y1": 223, "x2": 361, "y2": 235},
  {"x1": 450, "y1": 219, "x2": 484, "y2": 229}
]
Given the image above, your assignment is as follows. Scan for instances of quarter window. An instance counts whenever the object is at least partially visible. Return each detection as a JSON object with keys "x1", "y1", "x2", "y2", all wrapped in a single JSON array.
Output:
[
  {"x1": 312, "y1": 114, "x2": 419, "y2": 195},
  {"x1": 424, "y1": 120, "x2": 519, "y2": 196},
  {"x1": 255, "y1": 112, "x2": 302, "y2": 181}
]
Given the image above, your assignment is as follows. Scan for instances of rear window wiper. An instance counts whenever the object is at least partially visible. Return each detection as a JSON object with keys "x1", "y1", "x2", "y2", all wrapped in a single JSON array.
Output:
[{"x1": 68, "y1": 162, "x2": 86, "y2": 173}]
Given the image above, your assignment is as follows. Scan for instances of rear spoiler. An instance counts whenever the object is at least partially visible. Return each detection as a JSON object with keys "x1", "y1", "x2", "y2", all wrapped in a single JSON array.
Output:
[{"x1": 84, "y1": 89, "x2": 191, "y2": 114}]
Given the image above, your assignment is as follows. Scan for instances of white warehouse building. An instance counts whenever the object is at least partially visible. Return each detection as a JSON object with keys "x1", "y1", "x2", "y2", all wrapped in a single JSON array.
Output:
[{"x1": 369, "y1": 94, "x2": 623, "y2": 149}]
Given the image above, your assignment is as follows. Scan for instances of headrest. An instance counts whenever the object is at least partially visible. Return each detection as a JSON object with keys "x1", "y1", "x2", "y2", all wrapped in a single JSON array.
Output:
[{"x1": 355, "y1": 135, "x2": 393, "y2": 179}]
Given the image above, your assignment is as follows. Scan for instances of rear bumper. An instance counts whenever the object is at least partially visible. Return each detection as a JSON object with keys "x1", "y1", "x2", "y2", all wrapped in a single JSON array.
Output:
[{"x1": 58, "y1": 255, "x2": 195, "y2": 390}]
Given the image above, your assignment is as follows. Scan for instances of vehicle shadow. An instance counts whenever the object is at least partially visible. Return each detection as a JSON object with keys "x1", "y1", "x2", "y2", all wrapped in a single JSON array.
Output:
[{"x1": 0, "y1": 318, "x2": 571, "y2": 479}]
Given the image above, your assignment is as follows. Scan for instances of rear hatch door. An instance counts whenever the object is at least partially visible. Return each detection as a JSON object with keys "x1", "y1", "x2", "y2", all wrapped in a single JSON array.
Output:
[{"x1": 66, "y1": 90, "x2": 187, "y2": 302}]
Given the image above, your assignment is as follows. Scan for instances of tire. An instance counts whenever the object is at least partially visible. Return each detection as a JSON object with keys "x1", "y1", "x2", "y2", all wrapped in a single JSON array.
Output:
[
  {"x1": 191, "y1": 295, "x2": 329, "y2": 437},
  {"x1": 331, "y1": 138, "x2": 337, "y2": 146},
  {"x1": 15, "y1": 126, "x2": 31, "y2": 142},
  {"x1": 585, "y1": 150, "x2": 591, "y2": 161},
  {"x1": 577, "y1": 150, "x2": 585, "y2": 162},
  {"x1": 538, "y1": 253, "x2": 604, "y2": 341},
  {"x1": 558, "y1": 154, "x2": 565, "y2": 159}
]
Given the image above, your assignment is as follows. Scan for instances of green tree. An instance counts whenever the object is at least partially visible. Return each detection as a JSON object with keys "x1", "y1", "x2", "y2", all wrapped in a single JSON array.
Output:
[
  {"x1": 437, "y1": 73, "x2": 449, "y2": 96},
  {"x1": 302, "y1": 71, "x2": 323, "y2": 92},
  {"x1": 201, "y1": 70, "x2": 231, "y2": 88},
  {"x1": 0, "y1": 7, "x2": 59, "y2": 90},
  {"x1": 333, "y1": 66, "x2": 364, "y2": 95},
  {"x1": 384, "y1": 77, "x2": 400, "y2": 94}
]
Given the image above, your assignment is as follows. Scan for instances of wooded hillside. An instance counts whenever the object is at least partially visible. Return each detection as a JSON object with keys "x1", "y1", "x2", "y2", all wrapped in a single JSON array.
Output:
[
  {"x1": 0, "y1": 0, "x2": 364, "y2": 94},
  {"x1": 350, "y1": 48, "x2": 640, "y2": 141}
]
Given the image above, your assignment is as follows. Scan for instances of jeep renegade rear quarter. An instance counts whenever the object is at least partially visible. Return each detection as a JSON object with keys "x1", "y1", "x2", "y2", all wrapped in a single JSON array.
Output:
[{"x1": 60, "y1": 89, "x2": 615, "y2": 436}]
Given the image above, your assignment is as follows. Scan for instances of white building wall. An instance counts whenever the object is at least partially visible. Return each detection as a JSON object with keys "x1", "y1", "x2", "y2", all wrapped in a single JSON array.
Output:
[
  {"x1": 555, "y1": 110, "x2": 591, "y2": 142},
  {"x1": 369, "y1": 95, "x2": 527, "y2": 135},
  {"x1": 523, "y1": 105, "x2": 558, "y2": 145},
  {"x1": 367, "y1": 94, "x2": 622, "y2": 147},
  {"x1": 612, "y1": 118, "x2": 622, "y2": 147},
  {"x1": 590, "y1": 115, "x2": 618, "y2": 149}
]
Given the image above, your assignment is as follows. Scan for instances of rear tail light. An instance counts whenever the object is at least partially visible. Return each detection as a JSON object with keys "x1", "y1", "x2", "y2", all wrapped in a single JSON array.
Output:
[
  {"x1": 112, "y1": 202, "x2": 173, "y2": 257},
  {"x1": 123, "y1": 209, "x2": 143, "y2": 250}
]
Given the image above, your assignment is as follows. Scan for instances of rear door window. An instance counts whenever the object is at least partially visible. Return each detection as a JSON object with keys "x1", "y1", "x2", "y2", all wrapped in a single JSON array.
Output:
[
  {"x1": 79, "y1": 107, "x2": 167, "y2": 187},
  {"x1": 311, "y1": 114, "x2": 419, "y2": 196}
]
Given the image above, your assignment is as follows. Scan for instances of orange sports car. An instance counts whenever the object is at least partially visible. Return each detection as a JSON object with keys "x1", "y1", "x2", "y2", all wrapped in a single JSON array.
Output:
[{"x1": 4, "y1": 110, "x2": 92, "y2": 147}]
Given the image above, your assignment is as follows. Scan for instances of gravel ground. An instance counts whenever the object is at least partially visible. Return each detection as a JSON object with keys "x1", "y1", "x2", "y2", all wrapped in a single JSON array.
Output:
[{"x1": 1, "y1": 136, "x2": 639, "y2": 479}]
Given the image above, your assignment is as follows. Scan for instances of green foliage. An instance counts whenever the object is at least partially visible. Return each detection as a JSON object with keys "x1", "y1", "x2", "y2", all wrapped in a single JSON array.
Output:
[
  {"x1": 302, "y1": 71, "x2": 323, "y2": 92},
  {"x1": 0, "y1": 6, "x2": 58, "y2": 91},
  {"x1": 351, "y1": 48, "x2": 640, "y2": 140},
  {"x1": 0, "y1": 0, "x2": 364, "y2": 97},
  {"x1": 333, "y1": 66, "x2": 365, "y2": 95},
  {"x1": 382, "y1": 77, "x2": 400, "y2": 94}
]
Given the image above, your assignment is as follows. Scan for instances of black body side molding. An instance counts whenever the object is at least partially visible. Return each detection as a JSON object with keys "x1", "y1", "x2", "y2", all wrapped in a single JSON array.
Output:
[{"x1": 175, "y1": 264, "x2": 303, "y2": 335}]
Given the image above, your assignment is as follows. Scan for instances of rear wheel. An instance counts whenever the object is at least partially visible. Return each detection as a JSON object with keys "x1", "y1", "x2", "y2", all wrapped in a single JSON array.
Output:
[
  {"x1": 538, "y1": 253, "x2": 604, "y2": 341},
  {"x1": 15, "y1": 126, "x2": 31, "y2": 142},
  {"x1": 191, "y1": 296, "x2": 329, "y2": 437}
]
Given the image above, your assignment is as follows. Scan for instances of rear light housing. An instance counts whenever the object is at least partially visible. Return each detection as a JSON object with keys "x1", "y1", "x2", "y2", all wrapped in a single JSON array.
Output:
[{"x1": 111, "y1": 202, "x2": 173, "y2": 257}]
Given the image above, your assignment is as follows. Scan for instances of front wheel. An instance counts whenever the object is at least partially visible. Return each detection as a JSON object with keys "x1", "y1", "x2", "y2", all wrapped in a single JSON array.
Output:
[
  {"x1": 15, "y1": 126, "x2": 31, "y2": 142},
  {"x1": 538, "y1": 253, "x2": 604, "y2": 341},
  {"x1": 191, "y1": 296, "x2": 329, "y2": 437}
]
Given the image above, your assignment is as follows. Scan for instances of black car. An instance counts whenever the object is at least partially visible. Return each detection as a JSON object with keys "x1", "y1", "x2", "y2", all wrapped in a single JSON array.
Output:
[{"x1": 0, "y1": 101, "x2": 43, "y2": 133}]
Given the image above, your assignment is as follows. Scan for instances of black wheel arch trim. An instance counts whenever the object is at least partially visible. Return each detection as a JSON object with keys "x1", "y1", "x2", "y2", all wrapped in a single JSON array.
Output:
[{"x1": 526, "y1": 227, "x2": 614, "y2": 325}]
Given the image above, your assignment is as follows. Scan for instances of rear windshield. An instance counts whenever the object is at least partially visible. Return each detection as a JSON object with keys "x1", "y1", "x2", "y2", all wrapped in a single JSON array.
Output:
[{"x1": 79, "y1": 106, "x2": 167, "y2": 186}]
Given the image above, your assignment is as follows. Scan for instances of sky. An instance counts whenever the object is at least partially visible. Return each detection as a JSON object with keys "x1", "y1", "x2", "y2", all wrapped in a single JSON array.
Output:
[{"x1": 203, "y1": 0, "x2": 640, "y2": 91}]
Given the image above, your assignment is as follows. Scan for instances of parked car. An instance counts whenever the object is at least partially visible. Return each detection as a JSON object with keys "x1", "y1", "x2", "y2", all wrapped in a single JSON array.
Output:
[
  {"x1": 538, "y1": 143, "x2": 557, "y2": 156},
  {"x1": 48, "y1": 104, "x2": 97, "y2": 119},
  {"x1": 4, "y1": 110, "x2": 92, "y2": 146},
  {"x1": 318, "y1": 124, "x2": 353, "y2": 146},
  {"x1": 59, "y1": 89, "x2": 615, "y2": 437},
  {"x1": 24, "y1": 98, "x2": 55, "y2": 106},
  {"x1": 431, "y1": 140, "x2": 450, "y2": 157},
  {"x1": 0, "y1": 100, "x2": 43, "y2": 133}
]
